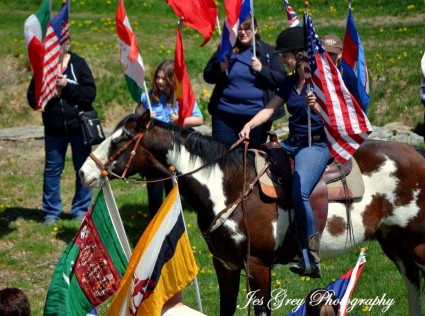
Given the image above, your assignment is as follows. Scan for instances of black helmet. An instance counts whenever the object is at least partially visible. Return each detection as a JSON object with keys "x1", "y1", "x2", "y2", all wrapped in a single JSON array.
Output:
[{"x1": 275, "y1": 27, "x2": 305, "y2": 53}]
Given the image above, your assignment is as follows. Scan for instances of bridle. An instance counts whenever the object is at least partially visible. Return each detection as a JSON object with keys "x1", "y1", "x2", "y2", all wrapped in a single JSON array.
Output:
[
  {"x1": 89, "y1": 122, "x2": 150, "y2": 180},
  {"x1": 89, "y1": 120, "x2": 248, "y2": 183}
]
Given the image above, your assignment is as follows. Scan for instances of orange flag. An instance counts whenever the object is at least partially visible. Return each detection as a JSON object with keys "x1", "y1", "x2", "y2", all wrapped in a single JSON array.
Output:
[
  {"x1": 167, "y1": 0, "x2": 218, "y2": 46},
  {"x1": 174, "y1": 25, "x2": 196, "y2": 126}
]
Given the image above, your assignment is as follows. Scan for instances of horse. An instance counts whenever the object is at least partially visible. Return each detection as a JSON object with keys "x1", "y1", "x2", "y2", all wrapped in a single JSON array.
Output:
[{"x1": 79, "y1": 111, "x2": 425, "y2": 316}]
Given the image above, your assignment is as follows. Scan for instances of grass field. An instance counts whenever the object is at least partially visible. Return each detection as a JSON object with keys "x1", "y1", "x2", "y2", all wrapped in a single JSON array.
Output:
[{"x1": 0, "y1": 0, "x2": 424, "y2": 315}]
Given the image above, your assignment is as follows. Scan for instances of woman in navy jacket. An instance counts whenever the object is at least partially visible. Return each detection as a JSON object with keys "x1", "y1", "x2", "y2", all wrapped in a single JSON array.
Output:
[{"x1": 203, "y1": 16, "x2": 286, "y2": 148}]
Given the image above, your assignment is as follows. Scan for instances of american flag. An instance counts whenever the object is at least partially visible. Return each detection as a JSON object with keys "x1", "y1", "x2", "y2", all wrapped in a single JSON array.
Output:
[
  {"x1": 38, "y1": 1, "x2": 69, "y2": 110},
  {"x1": 218, "y1": 0, "x2": 251, "y2": 61},
  {"x1": 283, "y1": 0, "x2": 301, "y2": 27},
  {"x1": 303, "y1": 13, "x2": 372, "y2": 164},
  {"x1": 60, "y1": 0, "x2": 70, "y2": 46}
]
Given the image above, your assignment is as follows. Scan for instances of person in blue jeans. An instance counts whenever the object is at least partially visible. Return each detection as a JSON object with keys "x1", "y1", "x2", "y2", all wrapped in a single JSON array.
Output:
[
  {"x1": 27, "y1": 39, "x2": 96, "y2": 225},
  {"x1": 239, "y1": 27, "x2": 331, "y2": 278},
  {"x1": 135, "y1": 60, "x2": 203, "y2": 217}
]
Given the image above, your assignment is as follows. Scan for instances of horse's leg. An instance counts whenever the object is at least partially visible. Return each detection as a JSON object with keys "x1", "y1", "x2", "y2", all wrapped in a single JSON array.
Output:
[
  {"x1": 377, "y1": 231, "x2": 422, "y2": 316},
  {"x1": 212, "y1": 257, "x2": 241, "y2": 316},
  {"x1": 246, "y1": 256, "x2": 272, "y2": 316}
]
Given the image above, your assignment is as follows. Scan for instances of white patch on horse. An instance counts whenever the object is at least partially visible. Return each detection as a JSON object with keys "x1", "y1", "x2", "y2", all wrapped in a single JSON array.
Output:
[
  {"x1": 384, "y1": 189, "x2": 421, "y2": 227},
  {"x1": 80, "y1": 130, "x2": 118, "y2": 187},
  {"x1": 321, "y1": 201, "x2": 366, "y2": 260},
  {"x1": 167, "y1": 144, "x2": 227, "y2": 215},
  {"x1": 321, "y1": 157, "x2": 400, "y2": 260},
  {"x1": 273, "y1": 207, "x2": 291, "y2": 250},
  {"x1": 224, "y1": 219, "x2": 245, "y2": 244}
]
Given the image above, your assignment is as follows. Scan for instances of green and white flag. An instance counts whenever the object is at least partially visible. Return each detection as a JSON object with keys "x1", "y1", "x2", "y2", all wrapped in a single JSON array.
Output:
[
  {"x1": 116, "y1": 0, "x2": 145, "y2": 103},
  {"x1": 44, "y1": 180, "x2": 131, "y2": 316}
]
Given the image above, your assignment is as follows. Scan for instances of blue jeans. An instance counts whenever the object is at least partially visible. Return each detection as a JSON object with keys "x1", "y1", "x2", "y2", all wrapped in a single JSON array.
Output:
[
  {"x1": 281, "y1": 135, "x2": 331, "y2": 239},
  {"x1": 43, "y1": 133, "x2": 92, "y2": 220}
]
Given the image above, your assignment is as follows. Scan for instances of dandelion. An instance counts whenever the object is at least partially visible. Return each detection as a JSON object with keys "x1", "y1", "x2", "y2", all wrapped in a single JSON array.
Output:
[
  {"x1": 362, "y1": 305, "x2": 370, "y2": 312},
  {"x1": 53, "y1": 226, "x2": 58, "y2": 232},
  {"x1": 275, "y1": 280, "x2": 281, "y2": 286},
  {"x1": 271, "y1": 272, "x2": 277, "y2": 277},
  {"x1": 192, "y1": 246, "x2": 197, "y2": 250},
  {"x1": 379, "y1": 28, "x2": 384, "y2": 33},
  {"x1": 407, "y1": 4, "x2": 415, "y2": 9},
  {"x1": 329, "y1": 6, "x2": 336, "y2": 13}
]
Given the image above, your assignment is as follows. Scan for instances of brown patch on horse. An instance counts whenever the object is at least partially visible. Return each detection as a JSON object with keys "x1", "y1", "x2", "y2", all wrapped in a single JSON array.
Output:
[
  {"x1": 327, "y1": 215, "x2": 346, "y2": 236},
  {"x1": 363, "y1": 193, "x2": 394, "y2": 237}
]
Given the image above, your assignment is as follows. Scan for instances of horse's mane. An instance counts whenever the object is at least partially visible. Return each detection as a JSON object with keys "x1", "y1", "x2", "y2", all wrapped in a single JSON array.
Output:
[{"x1": 117, "y1": 113, "x2": 247, "y2": 170}]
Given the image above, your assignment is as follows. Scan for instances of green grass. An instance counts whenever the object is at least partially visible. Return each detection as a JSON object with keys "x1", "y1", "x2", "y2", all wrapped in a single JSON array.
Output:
[{"x1": 0, "y1": 0, "x2": 424, "y2": 315}]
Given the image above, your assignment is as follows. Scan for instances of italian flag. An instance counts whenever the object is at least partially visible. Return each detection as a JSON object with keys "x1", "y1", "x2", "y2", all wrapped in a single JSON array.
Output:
[
  {"x1": 24, "y1": 0, "x2": 51, "y2": 110},
  {"x1": 44, "y1": 180, "x2": 131, "y2": 316},
  {"x1": 116, "y1": 0, "x2": 145, "y2": 103}
]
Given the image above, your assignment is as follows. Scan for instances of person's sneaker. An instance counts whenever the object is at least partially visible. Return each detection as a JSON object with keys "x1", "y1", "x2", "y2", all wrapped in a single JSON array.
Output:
[{"x1": 44, "y1": 217, "x2": 58, "y2": 226}]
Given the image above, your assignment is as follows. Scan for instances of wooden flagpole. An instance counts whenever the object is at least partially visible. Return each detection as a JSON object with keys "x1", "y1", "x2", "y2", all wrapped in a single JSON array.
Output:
[{"x1": 304, "y1": 1, "x2": 312, "y2": 147}]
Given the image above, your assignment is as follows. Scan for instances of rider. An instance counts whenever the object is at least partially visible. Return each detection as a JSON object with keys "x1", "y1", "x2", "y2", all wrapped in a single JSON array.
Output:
[{"x1": 239, "y1": 27, "x2": 330, "y2": 278}]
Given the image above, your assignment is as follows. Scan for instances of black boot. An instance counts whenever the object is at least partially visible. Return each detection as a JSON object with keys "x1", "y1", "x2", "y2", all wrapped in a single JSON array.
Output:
[{"x1": 289, "y1": 233, "x2": 321, "y2": 278}]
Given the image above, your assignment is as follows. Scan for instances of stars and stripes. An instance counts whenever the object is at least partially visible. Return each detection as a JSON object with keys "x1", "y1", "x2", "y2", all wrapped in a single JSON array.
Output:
[
  {"x1": 304, "y1": 13, "x2": 372, "y2": 163},
  {"x1": 39, "y1": 1, "x2": 69, "y2": 110}
]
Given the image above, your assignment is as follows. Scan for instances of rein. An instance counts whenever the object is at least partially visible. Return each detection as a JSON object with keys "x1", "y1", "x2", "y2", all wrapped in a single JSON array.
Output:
[{"x1": 90, "y1": 123, "x2": 247, "y2": 184}]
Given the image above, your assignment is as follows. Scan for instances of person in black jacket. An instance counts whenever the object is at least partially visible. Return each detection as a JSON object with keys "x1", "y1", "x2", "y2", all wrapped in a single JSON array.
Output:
[
  {"x1": 27, "y1": 39, "x2": 96, "y2": 226},
  {"x1": 203, "y1": 16, "x2": 286, "y2": 148}
]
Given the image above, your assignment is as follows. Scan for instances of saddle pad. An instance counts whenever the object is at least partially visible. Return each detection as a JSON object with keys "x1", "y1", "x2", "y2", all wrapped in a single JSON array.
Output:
[
  {"x1": 253, "y1": 149, "x2": 286, "y2": 199},
  {"x1": 327, "y1": 158, "x2": 365, "y2": 200}
]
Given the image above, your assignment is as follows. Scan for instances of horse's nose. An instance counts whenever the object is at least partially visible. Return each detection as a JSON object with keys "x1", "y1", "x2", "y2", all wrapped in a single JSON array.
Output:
[{"x1": 79, "y1": 169, "x2": 86, "y2": 183}]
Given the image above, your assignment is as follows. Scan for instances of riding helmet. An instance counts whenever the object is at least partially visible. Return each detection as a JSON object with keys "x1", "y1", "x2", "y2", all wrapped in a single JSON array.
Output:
[{"x1": 275, "y1": 27, "x2": 305, "y2": 53}]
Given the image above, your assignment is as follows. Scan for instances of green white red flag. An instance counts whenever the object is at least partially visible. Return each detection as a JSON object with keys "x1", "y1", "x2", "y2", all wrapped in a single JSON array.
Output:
[
  {"x1": 116, "y1": 0, "x2": 145, "y2": 103},
  {"x1": 24, "y1": 0, "x2": 50, "y2": 110},
  {"x1": 44, "y1": 180, "x2": 131, "y2": 316}
]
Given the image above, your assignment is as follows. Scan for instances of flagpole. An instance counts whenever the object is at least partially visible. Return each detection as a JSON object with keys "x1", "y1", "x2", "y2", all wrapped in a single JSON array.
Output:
[
  {"x1": 49, "y1": 0, "x2": 52, "y2": 19},
  {"x1": 216, "y1": 16, "x2": 222, "y2": 37},
  {"x1": 169, "y1": 166, "x2": 204, "y2": 313},
  {"x1": 339, "y1": 248, "x2": 367, "y2": 315},
  {"x1": 304, "y1": 1, "x2": 312, "y2": 147},
  {"x1": 250, "y1": 0, "x2": 256, "y2": 57},
  {"x1": 143, "y1": 80, "x2": 153, "y2": 113}
]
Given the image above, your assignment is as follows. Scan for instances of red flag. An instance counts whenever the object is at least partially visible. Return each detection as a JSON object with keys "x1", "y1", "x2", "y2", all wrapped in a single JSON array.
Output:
[
  {"x1": 304, "y1": 13, "x2": 372, "y2": 163},
  {"x1": 167, "y1": 0, "x2": 218, "y2": 46},
  {"x1": 174, "y1": 25, "x2": 196, "y2": 126},
  {"x1": 24, "y1": 0, "x2": 50, "y2": 110}
]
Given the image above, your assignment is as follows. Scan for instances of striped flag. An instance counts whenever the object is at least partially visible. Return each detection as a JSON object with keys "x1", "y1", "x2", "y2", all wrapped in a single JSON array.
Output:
[
  {"x1": 60, "y1": 0, "x2": 70, "y2": 46},
  {"x1": 283, "y1": 0, "x2": 301, "y2": 27},
  {"x1": 218, "y1": 0, "x2": 252, "y2": 61},
  {"x1": 116, "y1": 0, "x2": 145, "y2": 103},
  {"x1": 23, "y1": 0, "x2": 50, "y2": 110},
  {"x1": 106, "y1": 185, "x2": 198, "y2": 316},
  {"x1": 38, "y1": 1, "x2": 69, "y2": 110},
  {"x1": 287, "y1": 249, "x2": 366, "y2": 316},
  {"x1": 174, "y1": 24, "x2": 196, "y2": 126},
  {"x1": 44, "y1": 180, "x2": 131, "y2": 316},
  {"x1": 303, "y1": 13, "x2": 372, "y2": 164},
  {"x1": 166, "y1": 0, "x2": 218, "y2": 46},
  {"x1": 342, "y1": 9, "x2": 371, "y2": 113}
]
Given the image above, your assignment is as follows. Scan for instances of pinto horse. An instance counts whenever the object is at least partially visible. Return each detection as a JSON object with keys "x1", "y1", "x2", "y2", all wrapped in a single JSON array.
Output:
[{"x1": 79, "y1": 111, "x2": 425, "y2": 316}]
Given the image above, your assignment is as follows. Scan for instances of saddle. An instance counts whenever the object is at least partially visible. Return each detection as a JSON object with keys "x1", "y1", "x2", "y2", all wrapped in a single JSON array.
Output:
[{"x1": 254, "y1": 133, "x2": 365, "y2": 233}]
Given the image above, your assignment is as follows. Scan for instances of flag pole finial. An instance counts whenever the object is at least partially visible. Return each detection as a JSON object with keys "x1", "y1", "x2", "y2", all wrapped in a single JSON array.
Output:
[
  {"x1": 169, "y1": 165, "x2": 176, "y2": 173},
  {"x1": 304, "y1": 1, "x2": 310, "y2": 8}
]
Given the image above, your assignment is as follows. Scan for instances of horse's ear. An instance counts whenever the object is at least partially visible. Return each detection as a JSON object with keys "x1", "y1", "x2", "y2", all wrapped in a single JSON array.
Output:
[{"x1": 136, "y1": 109, "x2": 151, "y2": 130}]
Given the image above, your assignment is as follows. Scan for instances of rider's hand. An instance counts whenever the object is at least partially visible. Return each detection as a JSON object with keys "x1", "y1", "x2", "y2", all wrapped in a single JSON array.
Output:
[
  {"x1": 306, "y1": 91, "x2": 320, "y2": 114},
  {"x1": 239, "y1": 124, "x2": 251, "y2": 140}
]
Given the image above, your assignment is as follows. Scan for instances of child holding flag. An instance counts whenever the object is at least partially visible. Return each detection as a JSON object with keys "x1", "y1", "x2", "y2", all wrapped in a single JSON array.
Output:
[{"x1": 135, "y1": 59, "x2": 203, "y2": 217}]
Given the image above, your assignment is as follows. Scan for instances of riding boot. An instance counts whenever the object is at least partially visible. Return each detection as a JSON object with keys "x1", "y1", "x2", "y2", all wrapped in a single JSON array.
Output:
[{"x1": 289, "y1": 233, "x2": 321, "y2": 278}]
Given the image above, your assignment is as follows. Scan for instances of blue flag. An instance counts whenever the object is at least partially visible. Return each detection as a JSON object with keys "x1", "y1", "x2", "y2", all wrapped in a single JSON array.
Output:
[{"x1": 342, "y1": 9, "x2": 371, "y2": 113}]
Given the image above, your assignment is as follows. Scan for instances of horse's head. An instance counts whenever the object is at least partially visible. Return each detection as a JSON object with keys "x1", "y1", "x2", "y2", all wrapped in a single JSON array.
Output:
[{"x1": 79, "y1": 110, "x2": 172, "y2": 188}]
